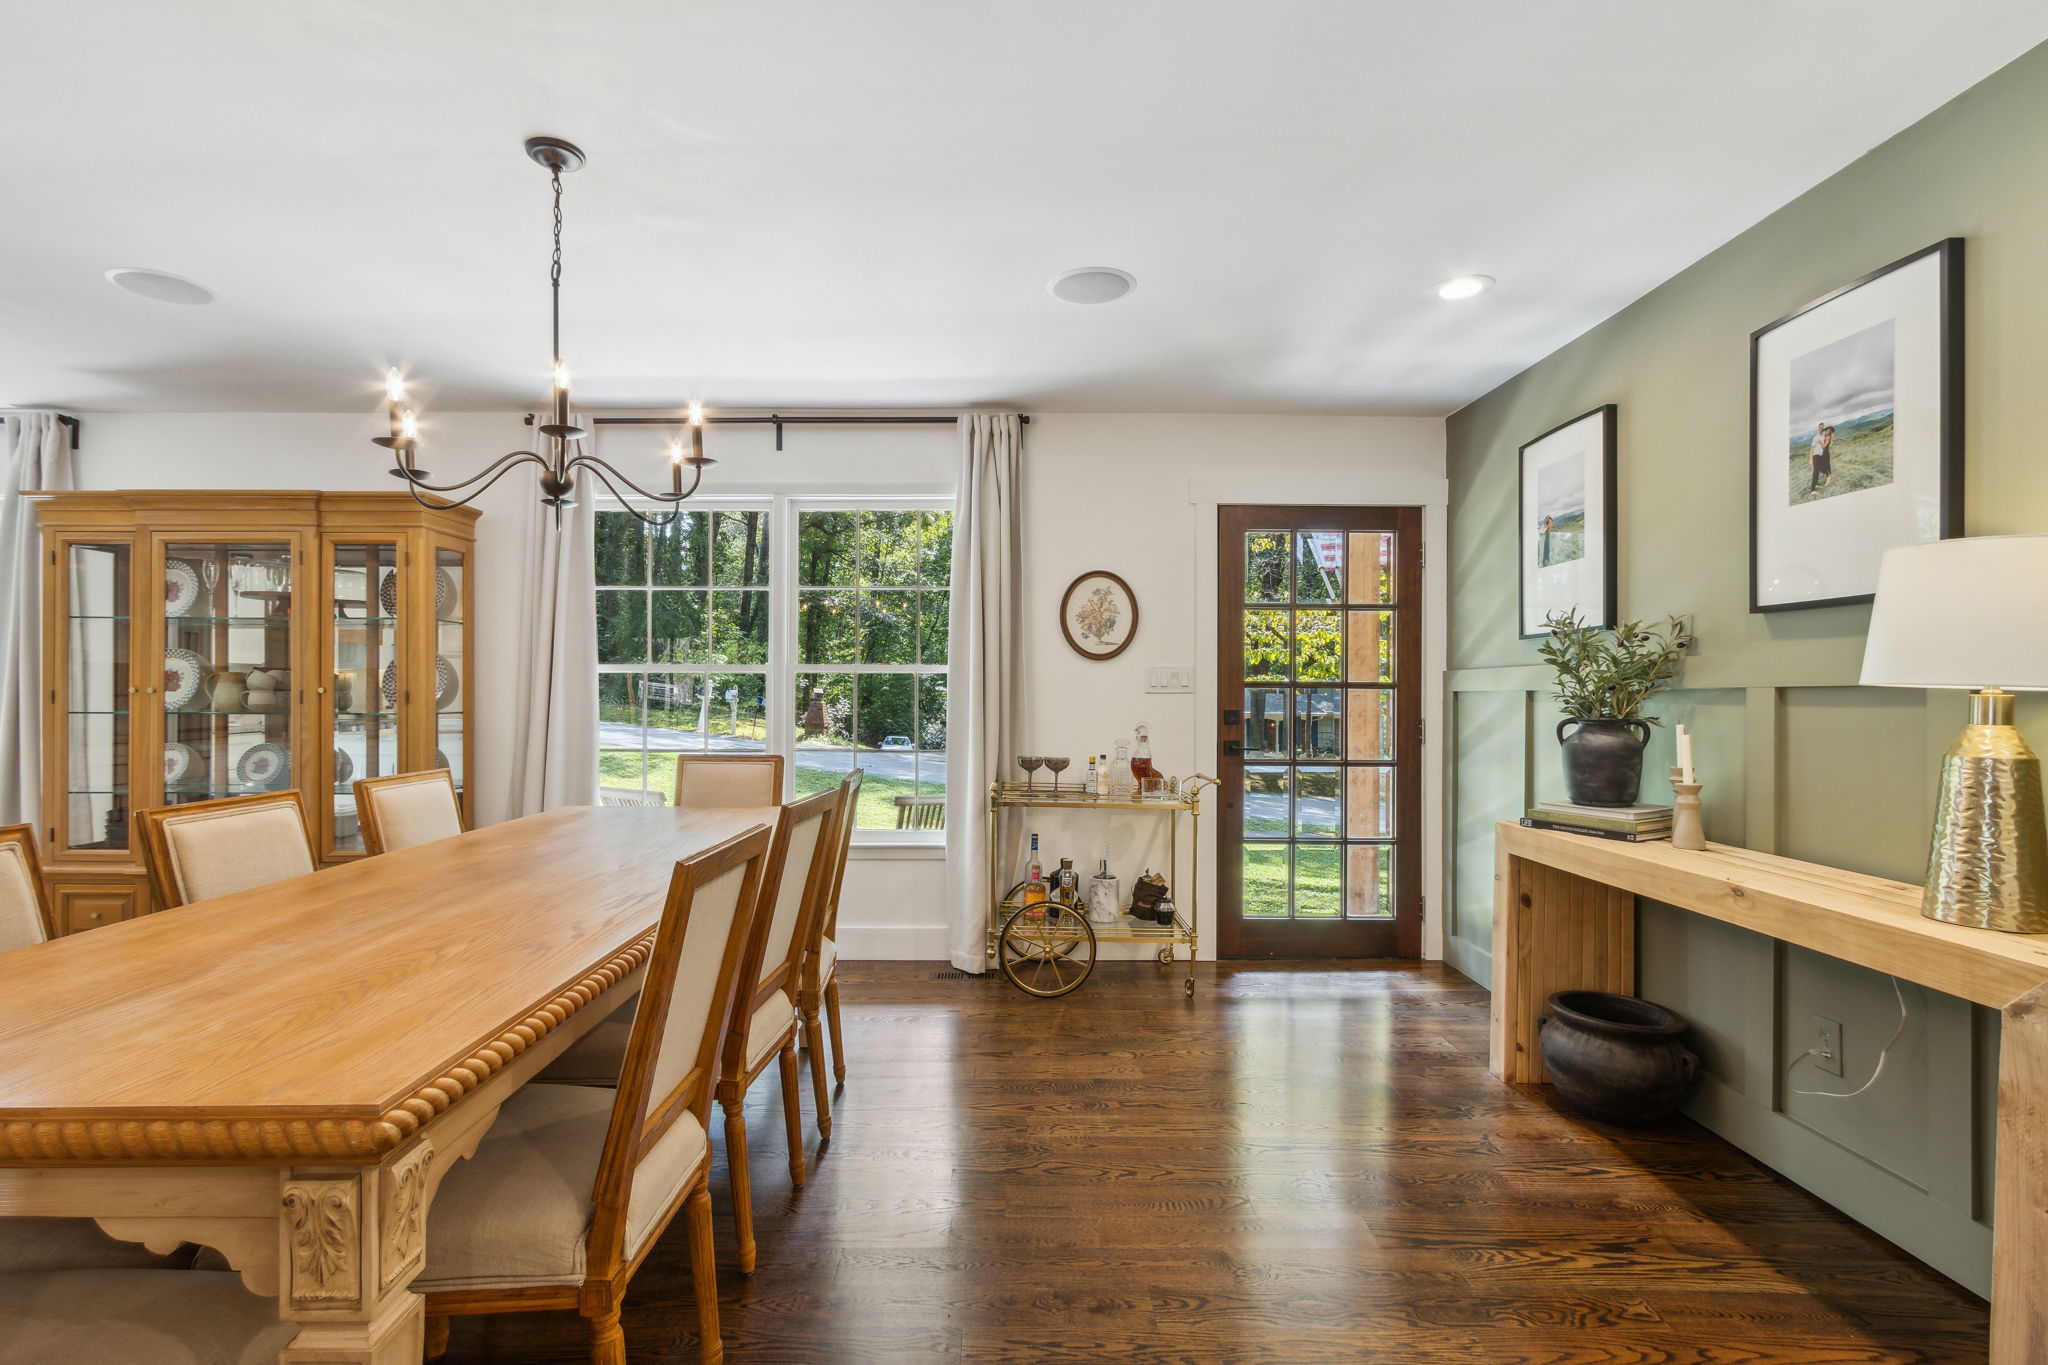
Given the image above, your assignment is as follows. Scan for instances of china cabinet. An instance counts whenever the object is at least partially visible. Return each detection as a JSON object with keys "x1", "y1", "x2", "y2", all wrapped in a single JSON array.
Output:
[{"x1": 30, "y1": 491, "x2": 479, "y2": 930}]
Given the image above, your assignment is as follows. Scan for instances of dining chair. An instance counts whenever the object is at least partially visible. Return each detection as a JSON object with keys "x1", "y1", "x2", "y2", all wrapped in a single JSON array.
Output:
[
  {"x1": 719, "y1": 786, "x2": 839, "y2": 1273},
  {"x1": 600, "y1": 785, "x2": 670, "y2": 808},
  {"x1": 0, "y1": 825, "x2": 55, "y2": 951},
  {"x1": 0, "y1": 1268, "x2": 297, "y2": 1364},
  {"x1": 673, "y1": 753, "x2": 786, "y2": 809},
  {"x1": 134, "y1": 790, "x2": 317, "y2": 910},
  {"x1": 417, "y1": 821, "x2": 773, "y2": 1365},
  {"x1": 798, "y1": 769, "x2": 862, "y2": 1132},
  {"x1": 354, "y1": 768, "x2": 463, "y2": 855}
]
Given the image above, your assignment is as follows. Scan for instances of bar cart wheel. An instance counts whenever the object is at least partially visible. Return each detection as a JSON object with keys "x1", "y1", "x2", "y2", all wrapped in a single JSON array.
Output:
[
  {"x1": 1156, "y1": 945, "x2": 1174, "y2": 965},
  {"x1": 997, "y1": 902, "x2": 1097, "y2": 998}
]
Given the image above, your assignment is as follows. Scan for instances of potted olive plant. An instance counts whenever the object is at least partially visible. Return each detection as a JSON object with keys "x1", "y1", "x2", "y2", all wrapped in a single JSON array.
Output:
[{"x1": 1539, "y1": 610, "x2": 1694, "y2": 807}]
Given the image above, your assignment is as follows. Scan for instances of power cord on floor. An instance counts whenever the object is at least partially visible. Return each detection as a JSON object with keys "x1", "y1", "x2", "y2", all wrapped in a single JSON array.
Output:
[{"x1": 1786, "y1": 975, "x2": 1908, "y2": 1099}]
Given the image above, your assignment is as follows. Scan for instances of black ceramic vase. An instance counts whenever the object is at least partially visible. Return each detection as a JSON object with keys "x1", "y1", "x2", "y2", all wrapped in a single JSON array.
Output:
[
  {"x1": 1556, "y1": 717, "x2": 1651, "y2": 806},
  {"x1": 1539, "y1": 991, "x2": 1701, "y2": 1127}
]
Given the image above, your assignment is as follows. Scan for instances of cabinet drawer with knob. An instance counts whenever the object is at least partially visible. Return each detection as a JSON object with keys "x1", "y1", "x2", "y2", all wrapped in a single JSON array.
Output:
[{"x1": 52, "y1": 882, "x2": 149, "y2": 936}]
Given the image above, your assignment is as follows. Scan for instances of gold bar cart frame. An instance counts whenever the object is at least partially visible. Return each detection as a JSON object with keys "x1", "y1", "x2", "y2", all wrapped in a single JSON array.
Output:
[{"x1": 985, "y1": 775, "x2": 1217, "y2": 994}]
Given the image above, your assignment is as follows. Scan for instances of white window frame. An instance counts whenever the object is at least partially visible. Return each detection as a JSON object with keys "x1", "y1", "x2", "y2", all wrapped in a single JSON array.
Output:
[{"x1": 598, "y1": 491, "x2": 954, "y2": 846}]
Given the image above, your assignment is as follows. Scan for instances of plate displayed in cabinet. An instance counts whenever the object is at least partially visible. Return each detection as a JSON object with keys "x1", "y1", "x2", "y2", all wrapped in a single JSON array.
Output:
[
  {"x1": 436, "y1": 654, "x2": 461, "y2": 710},
  {"x1": 332, "y1": 746, "x2": 354, "y2": 790},
  {"x1": 381, "y1": 660, "x2": 399, "y2": 708},
  {"x1": 376, "y1": 567, "x2": 458, "y2": 616},
  {"x1": 378, "y1": 569, "x2": 399, "y2": 617},
  {"x1": 236, "y1": 743, "x2": 292, "y2": 791},
  {"x1": 164, "y1": 648, "x2": 207, "y2": 710},
  {"x1": 163, "y1": 742, "x2": 200, "y2": 786},
  {"x1": 164, "y1": 560, "x2": 203, "y2": 618}
]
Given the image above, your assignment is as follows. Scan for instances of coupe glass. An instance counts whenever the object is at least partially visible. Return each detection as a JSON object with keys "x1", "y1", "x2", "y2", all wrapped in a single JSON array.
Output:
[
  {"x1": 1018, "y1": 755, "x2": 1044, "y2": 791},
  {"x1": 1043, "y1": 756, "x2": 1071, "y2": 793}
]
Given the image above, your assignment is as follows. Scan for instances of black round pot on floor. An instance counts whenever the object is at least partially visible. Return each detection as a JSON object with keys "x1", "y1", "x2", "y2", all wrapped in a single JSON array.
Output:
[
  {"x1": 1557, "y1": 717, "x2": 1651, "y2": 806},
  {"x1": 1539, "y1": 991, "x2": 1700, "y2": 1127}
]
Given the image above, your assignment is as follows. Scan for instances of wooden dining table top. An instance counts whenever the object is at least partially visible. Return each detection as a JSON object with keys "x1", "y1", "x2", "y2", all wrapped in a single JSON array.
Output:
[{"x1": 0, "y1": 805, "x2": 776, "y2": 1167}]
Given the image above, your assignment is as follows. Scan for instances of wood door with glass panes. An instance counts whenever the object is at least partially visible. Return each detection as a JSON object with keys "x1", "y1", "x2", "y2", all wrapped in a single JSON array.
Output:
[{"x1": 1217, "y1": 506, "x2": 1423, "y2": 958}]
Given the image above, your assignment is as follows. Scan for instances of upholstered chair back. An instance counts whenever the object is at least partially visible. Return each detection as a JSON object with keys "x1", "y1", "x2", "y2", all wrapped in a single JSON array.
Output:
[
  {"x1": 354, "y1": 769, "x2": 463, "y2": 855},
  {"x1": 672, "y1": 754, "x2": 785, "y2": 810},
  {"x1": 822, "y1": 768, "x2": 864, "y2": 944},
  {"x1": 135, "y1": 791, "x2": 316, "y2": 910},
  {"x1": 592, "y1": 823, "x2": 772, "y2": 1266},
  {"x1": 754, "y1": 791, "x2": 837, "y2": 991},
  {"x1": 0, "y1": 826, "x2": 54, "y2": 952}
]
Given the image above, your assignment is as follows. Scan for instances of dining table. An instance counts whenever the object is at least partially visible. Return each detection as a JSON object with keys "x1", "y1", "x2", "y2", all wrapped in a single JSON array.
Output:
[{"x1": 0, "y1": 803, "x2": 778, "y2": 1364}]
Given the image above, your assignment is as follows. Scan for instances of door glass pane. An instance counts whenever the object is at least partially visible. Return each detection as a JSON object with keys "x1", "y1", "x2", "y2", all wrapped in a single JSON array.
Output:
[
  {"x1": 1347, "y1": 610, "x2": 1394, "y2": 683},
  {"x1": 1347, "y1": 532, "x2": 1394, "y2": 604},
  {"x1": 1243, "y1": 611, "x2": 1290, "y2": 682},
  {"x1": 332, "y1": 544, "x2": 400, "y2": 855},
  {"x1": 434, "y1": 546, "x2": 466, "y2": 723},
  {"x1": 163, "y1": 542, "x2": 292, "y2": 810},
  {"x1": 1295, "y1": 689, "x2": 1340, "y2": 758},
  {"x1": 1243, "y1": 765, "x2": 1289, "y2": 837},
  {"x1": 1296, "y1": 766, "x2": 1339, "y2": 839},
  {"x1": 1294, "y1": 532, "x2": 1343, "y2": 604},
  {"x1": 1242, "y1": 845, "x2": 1288, "y2": 917},
  {"x1": 1245, "y1": 689, "x2": 1288, "y2": 759},
  {"x1": 1295, "y1": 846, "x2": 1341, "y2": 917},
  {"x1": 1347, "y1": 766, "x2": 1394, "y2": 839},
  {"x1": 1245, "y1": 532, "x2": 1289, "y2": 603},
  {"x1": 1348, "y1": 845, "x2": 1395, "y2": 919},
  {"x1": 1296, "y1": 610, "x2": 1341, "y2": 682},
  {"x1": 1347, "y1": 690, "x2": 1395, "y2": 761},
  {"x1": 65, "y1": 543, "x2": 131, "y2": 851}
]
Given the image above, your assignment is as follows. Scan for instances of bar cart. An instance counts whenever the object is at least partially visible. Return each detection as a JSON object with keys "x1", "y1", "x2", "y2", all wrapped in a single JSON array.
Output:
[{"x1": 986, "y1": 775, "x2": 1217, "y2": 998}]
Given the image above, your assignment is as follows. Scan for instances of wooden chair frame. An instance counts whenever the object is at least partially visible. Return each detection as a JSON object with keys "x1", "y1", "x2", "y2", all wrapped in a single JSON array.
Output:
[
  {"x1": 134, "y1": 790, "x2": 316, "y2": 910},
  {"x1": 353, "y1": 767, "x2": 464, "y2": 856},
  {"x1": 718, "y1": 786, "x2": 840, "y2": 1272},
  {"x1": 0, "y1": 824, "x2": 56, "y2": 945},
  {"x1": 672, "y1": 753, "x2": 787, "y2": 809},
  {"x1": 424, "y1": 821, "x2": 774, "y2": 1365},
  {"x1": 799, "y1": 769, "x2": 862, "y2": 1122}
]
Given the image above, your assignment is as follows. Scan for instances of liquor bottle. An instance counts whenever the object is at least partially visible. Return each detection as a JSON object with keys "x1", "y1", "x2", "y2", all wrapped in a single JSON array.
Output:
[
  {"x1": 1109, "y1": 740, "x2": 1136, "y2": 798},
  {"x1": 1086, "y1": 842, "x2": 1120, "y2": 923},
  {"x1": 1055, "y1": 857, "x2": 1078, "y2": 905},
  {"x1": 1131, "y1": 723, "x2": 1158, "y2": 786},
  {"x1": 1085, "y1": 755, "x2": 1099, "y2": 790},
  {"x1": 1022, "y1": 833, "x2": 1046, "y2": 905},
  {"x1": 1095, "y1": 755, "x2": 1111, "y2": 796}
]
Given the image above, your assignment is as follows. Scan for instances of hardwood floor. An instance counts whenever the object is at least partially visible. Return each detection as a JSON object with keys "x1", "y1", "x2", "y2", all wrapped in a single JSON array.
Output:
[{"x1": 442, "y1": 961, "x2": 1990, "y2": 1364}]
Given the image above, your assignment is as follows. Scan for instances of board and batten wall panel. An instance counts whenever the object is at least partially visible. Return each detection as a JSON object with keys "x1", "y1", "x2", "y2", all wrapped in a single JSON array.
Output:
[{"x1": 1445, "y1": 39, "x2": 2048, "y2": 1294}]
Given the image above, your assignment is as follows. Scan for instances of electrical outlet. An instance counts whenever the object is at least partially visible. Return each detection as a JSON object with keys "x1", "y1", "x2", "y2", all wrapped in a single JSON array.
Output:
[{"x1": 1812, "y1": 1016, "x2": 1844, "y2": 1077}]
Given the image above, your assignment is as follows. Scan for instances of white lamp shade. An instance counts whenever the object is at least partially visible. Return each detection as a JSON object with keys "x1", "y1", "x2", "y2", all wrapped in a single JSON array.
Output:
[{"x1": 1861, "y1": 535, "x2": 2048, "y2": 690}]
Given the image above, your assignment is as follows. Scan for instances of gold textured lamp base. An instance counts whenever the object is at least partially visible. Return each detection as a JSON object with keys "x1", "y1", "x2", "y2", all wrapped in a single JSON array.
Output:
[{"x1": 1925, "y1": 688, "x2": 2048, "y2": 933}]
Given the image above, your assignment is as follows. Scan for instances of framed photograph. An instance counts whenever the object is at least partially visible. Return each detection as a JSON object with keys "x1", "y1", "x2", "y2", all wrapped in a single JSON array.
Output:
[
  {"x1": 1059, "y1": 570, "x2": 1139, "y2": 660},
  {"x1": 1750, "y1": 239, "x2": 1962, "y2": 612},
  {"x1": 1518, "y1": 405, "x2": 1617, "y2": 638}
]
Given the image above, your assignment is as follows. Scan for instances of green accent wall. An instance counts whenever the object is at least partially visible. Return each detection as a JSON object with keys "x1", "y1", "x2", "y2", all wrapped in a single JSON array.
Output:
[{"x1": 1444, "y1": 42, "x2": 2048, "y2": 1295}]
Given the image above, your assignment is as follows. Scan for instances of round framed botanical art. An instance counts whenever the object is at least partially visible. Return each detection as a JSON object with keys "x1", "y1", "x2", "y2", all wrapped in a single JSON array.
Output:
[{"x1": 1059, "y1": 570, "x2": 1138, "y2": 661}]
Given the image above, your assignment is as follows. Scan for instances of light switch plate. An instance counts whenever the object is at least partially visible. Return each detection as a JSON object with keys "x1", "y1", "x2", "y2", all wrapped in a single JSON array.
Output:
[{"x1": 1145, "y1": 666, "x2": 1194, "y2": 693}]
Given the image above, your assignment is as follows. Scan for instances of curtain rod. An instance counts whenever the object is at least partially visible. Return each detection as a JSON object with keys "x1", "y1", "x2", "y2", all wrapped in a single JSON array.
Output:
[{"x1": 542, "y1": 412, "x2": 1029, "y2": 453}]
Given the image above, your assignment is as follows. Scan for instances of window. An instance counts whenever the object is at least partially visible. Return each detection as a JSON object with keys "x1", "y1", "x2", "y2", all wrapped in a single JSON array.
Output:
[{"x1": 594, "y1": 497, "x2": 951, "y2": 838}]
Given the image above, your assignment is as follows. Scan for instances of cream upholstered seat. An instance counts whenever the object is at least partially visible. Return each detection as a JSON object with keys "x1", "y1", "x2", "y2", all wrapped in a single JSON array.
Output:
[
  {"x1": 673, "y1": 753, "x2": 785, "y2": 809},
  {"x1": 716, "y1": 787, "x2": 840, "y2": 1274},
  {"x1": 0, "y1": 825, "x2": 55, "y2": 952},
  {"x1": 0, "y1": 1268, "x2": 295, "y2": 1365},
  {"x1": 799, "y1": 769, "x2": 863, "y2": 1111},
  {"x1": 135, "y1": 791, "x2": 316, "y2": 910},
  {"x1": 354, "y1": 768, "x2": 463, "y2": 855},
  {"x1": 419, "y1": 821, "x2": 774, "y2": 1365}
]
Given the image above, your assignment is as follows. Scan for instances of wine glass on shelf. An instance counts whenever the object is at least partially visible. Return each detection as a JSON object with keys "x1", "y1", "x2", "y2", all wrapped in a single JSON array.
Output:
[
  {"x1": 1018, "y1": 755, "x2": 1043, "y2": 792},
  {"x1": 1043, "y1": 756, "x2": 1070, "y2": 794}
]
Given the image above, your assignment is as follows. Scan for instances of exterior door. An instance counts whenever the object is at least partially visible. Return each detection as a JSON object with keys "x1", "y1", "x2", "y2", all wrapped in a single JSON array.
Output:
[{"x1": 1217, "y1": 505, "x2": 1423, "y2": 958}]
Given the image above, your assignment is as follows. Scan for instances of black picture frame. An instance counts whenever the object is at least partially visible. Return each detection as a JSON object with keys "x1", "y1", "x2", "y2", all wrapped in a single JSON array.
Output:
[
  {"x1": 1748, "y1": 238, "x2": 1963, "y2": 613},
  {"x1": 1518, "y1": 404, "x2": 1618, "y2": 640}
]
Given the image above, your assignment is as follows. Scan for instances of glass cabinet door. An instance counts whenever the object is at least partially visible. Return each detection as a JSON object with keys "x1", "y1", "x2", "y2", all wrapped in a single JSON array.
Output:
[
  {"x1": 328, "y1": 545, "x2": 401, "y2": 855},
  {"x1": 432, "y1": 546, "x2": 468, "y2": 820},
  {"x1": 159, "y1": 541, "x2": 296, "y2": 809},
  {"x1": 61, "y1": 542, "x2": 134, "y2": 853}
]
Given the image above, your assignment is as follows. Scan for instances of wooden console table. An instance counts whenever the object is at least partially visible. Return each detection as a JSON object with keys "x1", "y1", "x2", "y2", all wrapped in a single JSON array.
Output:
[{"x1": 1490, "y1": 820, "x2": 2048, "y2": 1363}]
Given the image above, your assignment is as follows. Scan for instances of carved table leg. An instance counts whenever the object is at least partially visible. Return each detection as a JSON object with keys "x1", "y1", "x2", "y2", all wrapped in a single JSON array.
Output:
[
  {"x1": 1993, "y1": 980, "x2": 2048, "y2": 1363},
  {"x1": 1489, "y1": 848, "x2": 1635, "y2": 1083},
  {"x1": 276, "y1": 1140, "x2": 432, "y2": 1364}
]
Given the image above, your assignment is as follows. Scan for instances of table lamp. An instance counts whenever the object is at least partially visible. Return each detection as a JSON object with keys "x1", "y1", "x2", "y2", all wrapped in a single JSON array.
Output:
[{"x1": 1861, "y1": 536, "x2": 2048, "y2": 932}]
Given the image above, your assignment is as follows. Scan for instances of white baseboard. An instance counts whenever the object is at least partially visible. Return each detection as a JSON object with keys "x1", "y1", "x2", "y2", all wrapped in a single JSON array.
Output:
[{"x1": 835, "y1": 923, "x2": 955, "y2": 960}]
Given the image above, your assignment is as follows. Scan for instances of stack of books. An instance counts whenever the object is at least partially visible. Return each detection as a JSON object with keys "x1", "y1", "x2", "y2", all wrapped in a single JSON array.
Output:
[{"x1": 1521, "y1": 800, "x2": 1673, "y2": 842}]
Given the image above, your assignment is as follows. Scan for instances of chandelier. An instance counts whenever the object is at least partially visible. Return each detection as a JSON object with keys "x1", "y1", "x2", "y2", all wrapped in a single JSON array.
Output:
[{"x1": 374, "y1": 136, "x2": 712, "y2": 527}]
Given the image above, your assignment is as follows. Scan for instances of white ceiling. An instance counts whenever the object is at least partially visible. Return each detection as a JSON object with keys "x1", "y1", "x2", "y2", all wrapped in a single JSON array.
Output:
[{"x1": 6, "y1": 2, "x2": 2044, "y2": 417}]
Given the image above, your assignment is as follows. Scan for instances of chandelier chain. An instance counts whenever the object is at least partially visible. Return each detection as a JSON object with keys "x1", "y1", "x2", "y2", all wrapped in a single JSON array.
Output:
[{"x1": 549, "y1": 166, "x2": 564, "y2": 365}]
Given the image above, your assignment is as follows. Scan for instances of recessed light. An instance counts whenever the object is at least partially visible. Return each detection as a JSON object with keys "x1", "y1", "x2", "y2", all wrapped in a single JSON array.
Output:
[
  {"x1": 1050, "y1": 267, "x2": 1136, "y2": 305},
  {"x1": 1435, "y1": 274, "x2": 1495, "y2": 301},
  {"x1": 104, "y1": 268, "x2": 215, "y2": 305}
]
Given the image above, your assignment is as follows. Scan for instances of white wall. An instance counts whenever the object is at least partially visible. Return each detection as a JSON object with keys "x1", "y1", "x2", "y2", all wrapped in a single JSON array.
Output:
[{"x1": 67, "y1": 409, "x2": 1446, "y2": 959}]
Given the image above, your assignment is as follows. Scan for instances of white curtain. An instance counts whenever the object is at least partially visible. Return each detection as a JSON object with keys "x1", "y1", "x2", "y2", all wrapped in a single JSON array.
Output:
[
  {"x1": 0, "y1": 414, "x2": 74, "y2": 828},
  {"x1": 505, "y1": 486, "x2": 599, "y2": 816},
  {"x1": 945, "y1": 413, "x2": 1024, "y2": 972}
]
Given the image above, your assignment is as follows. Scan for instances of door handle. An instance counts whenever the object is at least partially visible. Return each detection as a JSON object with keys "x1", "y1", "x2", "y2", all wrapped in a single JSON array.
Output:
[{"x1": 1223, "y1": 740, "x2": 1242, "y2": 757}]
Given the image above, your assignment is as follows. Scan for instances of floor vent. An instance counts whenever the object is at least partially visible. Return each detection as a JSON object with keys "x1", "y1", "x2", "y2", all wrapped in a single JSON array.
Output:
[{"x1": 932, "y1": 969, "x2": 987, "y2": 980}]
